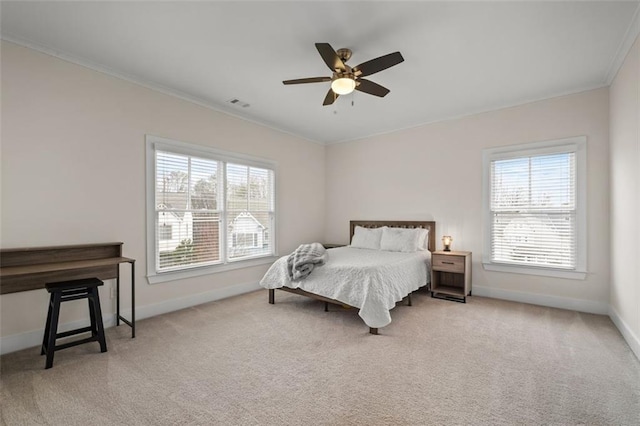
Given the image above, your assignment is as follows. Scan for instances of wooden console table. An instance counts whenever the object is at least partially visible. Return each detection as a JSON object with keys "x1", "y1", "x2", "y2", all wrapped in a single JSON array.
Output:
[{"x1": 0, "y1": 242, "x2": 136, "y2": 338}]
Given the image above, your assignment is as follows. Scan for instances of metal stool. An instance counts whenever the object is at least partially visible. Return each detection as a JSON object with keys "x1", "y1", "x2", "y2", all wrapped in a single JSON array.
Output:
[{"x1": 41, "y1": 278, "x2": 107, "y2": 369}]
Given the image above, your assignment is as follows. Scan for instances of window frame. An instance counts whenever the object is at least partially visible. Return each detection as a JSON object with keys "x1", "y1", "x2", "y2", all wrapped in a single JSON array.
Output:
[
  {"x1": 481, "y1": 136, "x2": 587, "y2": 280},
  {"x1": 145, "y1": 135, "x2": 278, "y2": 284}
]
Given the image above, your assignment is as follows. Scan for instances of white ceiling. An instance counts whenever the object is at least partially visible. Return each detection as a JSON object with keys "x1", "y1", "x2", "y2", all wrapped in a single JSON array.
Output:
[{"x1": 2, "y1": 1, "x2": 639, "y2": 144}]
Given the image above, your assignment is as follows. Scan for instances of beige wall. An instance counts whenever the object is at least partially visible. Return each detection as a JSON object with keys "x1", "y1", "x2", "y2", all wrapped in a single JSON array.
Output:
[
  {"x1": 0, "y1": 42, "x2": 325, "y2": 340},
  {"x1": 609, "y1": 34, "x2": 640, "y2": 353},
  {"x1": 325, "y1": 88, "x2": 610, "y2": 310}
]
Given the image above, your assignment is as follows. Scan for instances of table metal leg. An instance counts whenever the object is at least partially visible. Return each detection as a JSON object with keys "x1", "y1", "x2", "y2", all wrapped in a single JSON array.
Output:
[
  {"x1": 131, "y1": 261, "x2": 135, "y2": 338},
  {"x1": 116, "y1": 261, "x2": 135, "y2": 338},
  {"x1": 116, "y1": 268, "x2": 120, "y2": 326}
]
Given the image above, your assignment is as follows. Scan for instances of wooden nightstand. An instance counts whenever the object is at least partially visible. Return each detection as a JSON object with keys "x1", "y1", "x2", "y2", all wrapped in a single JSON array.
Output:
[{"x1": 431, "y1": 250, "x2": 472, "y2": 303}]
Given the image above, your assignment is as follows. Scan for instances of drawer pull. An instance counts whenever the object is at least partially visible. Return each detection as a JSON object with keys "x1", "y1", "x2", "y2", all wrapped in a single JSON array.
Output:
[{"x1": 442, "y1": 261, "x2": 455, "y2": 265}]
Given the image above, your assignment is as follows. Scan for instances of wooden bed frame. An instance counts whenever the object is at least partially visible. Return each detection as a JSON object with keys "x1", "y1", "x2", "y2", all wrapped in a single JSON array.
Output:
[{"x1": 268, "y1": 220, "x2": 436, "y2": 334}]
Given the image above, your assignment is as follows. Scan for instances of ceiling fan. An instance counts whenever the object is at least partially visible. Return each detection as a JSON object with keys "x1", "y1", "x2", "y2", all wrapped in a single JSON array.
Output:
[{"x1": 283, "y1": 43, "x2": 404, "y2": 106}]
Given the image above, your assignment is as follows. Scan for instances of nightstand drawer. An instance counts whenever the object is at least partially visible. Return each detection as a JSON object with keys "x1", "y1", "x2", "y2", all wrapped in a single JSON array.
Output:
[{"x1": 432, "y1": 255, "x2": 465, "y2": 273}]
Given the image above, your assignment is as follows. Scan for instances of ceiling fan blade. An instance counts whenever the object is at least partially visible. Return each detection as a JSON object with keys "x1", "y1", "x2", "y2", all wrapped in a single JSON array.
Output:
[
  {"x1": 323, "y1": 89, "x2": 338, "y2": 106},
  {"x1": 283, "y1": 77, "x2": 331, "y2": 85},
  {"x1": 315, "y1": 43, "x2": 346, "y2": 71},
  {"x1": 355, "y1": 79, "x2": 390, "y2": 97},
  {"x1": 353, "y1": 52, "x2": 404, "y2": 77}
]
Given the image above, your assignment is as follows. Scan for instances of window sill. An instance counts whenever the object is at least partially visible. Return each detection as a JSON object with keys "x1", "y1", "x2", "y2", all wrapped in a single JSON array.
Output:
[
  {"x1": 482, "y1": 262, "x2": 587, "y2": 280},
  {"x1": 147, "y1": 255, "x2": 279, "y2": 284}
]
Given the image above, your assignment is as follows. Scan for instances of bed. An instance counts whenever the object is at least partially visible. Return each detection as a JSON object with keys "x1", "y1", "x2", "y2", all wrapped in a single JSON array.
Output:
[{"x1": 260, "y1": 220, "x2": 436, "y2": 334}]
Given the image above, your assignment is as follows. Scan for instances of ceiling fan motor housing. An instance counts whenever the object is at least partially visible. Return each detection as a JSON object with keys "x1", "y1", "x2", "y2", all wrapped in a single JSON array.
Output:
[
  {"x1": 336, "y1": 48, "x2": 352, "y2": 62},
  {"x1": 332, "y1": 70, "x2": 355, "y2": 81}
]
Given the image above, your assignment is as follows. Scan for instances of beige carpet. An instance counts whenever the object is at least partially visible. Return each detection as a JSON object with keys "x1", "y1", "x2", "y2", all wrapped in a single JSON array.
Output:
[{"x1": 1, "y1": 289, "x2": 639, "y2": 425}]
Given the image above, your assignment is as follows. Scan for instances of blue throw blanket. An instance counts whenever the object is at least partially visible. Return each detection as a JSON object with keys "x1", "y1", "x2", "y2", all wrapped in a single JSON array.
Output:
[{"x1": 287, "y1": 242, "x2": 328, "y2": 280}]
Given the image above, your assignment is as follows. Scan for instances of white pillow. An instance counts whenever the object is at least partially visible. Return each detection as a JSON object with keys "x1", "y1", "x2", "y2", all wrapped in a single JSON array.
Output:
[
  {"x1": 380, "y1": 227, "x2": 420, "y2": 252},
  {"x1": 416, "y1": 228, "x2": 430, "y2": 251},
  {"x1": 350, "y1": 226, "x2": 385, "y2": 250}
]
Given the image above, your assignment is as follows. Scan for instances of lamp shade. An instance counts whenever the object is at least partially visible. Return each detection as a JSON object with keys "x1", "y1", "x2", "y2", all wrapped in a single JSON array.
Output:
[
  {"x1": 442, "y1": 236, "x2": 453, "y2": 251},
  {"x1": 331, "y1": 77, "x2": 356, "y2": 95}
]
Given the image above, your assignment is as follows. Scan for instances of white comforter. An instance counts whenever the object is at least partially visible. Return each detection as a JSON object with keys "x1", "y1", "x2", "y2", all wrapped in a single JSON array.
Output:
[{"x1": 259, "y1": 247, "x2": 432, "y2": 328}]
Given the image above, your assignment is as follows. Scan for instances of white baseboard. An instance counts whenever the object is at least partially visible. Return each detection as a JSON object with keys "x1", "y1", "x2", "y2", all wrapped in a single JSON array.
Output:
[
  {"x1": 117, "y1": 280, "x2": 261, "y2": 321},
  {"x1": 473, "y1": 286, "x2": 640, "y2": 361},
  {"x1": 608, "y1": 305, "x2": 640, "y2": 361},
  {"x1": 0, "y1": 316, "x2": 118, "y2": 356},
  {"x1": 0, "y1": 281, "x2": 261, "y2": 355},
  {"x1": 472, "y1": 285, "x2": 609, "y2": 315},
  {"x1": 6, "y1": 282, "x2": 636, "y2": 363}
]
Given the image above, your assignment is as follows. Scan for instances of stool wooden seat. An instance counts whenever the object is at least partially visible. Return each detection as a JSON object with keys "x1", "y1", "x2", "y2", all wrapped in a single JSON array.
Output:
[{"x1": 41, "y1": 277, "x2": 107, "y2": 369}]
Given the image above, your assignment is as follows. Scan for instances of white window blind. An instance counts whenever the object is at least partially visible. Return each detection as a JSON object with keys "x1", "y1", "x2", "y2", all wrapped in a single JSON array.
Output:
[
  {"x1": 155, "y1": 151, "x2": 222, "y2": 271},
  {"x1": 148, "y1": 136, "x2": 276, "y2": 278},
  {"x1": 226, "y1": 163, "x2": 275, "y2": 261},
  {"x1": 482, "y1": 136, "x2": 586, "y2": 279},
  {"x1": 490, "y1": 152, "x2": 576, "y2": 269}
]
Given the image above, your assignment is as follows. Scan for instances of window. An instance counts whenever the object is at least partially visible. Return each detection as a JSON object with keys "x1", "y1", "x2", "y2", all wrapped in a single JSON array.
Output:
[
  {"x1": 482, "y1": 136, "x2": 586, "y2": 279},
  {"x1": 146, "y1": 135, "x2": 276, "y2": 283}
]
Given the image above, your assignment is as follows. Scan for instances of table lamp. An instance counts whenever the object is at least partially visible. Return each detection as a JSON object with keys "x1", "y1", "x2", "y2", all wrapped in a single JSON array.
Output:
[{"x1": 442, "y1": 236, "x2": 452, "y2": 252}]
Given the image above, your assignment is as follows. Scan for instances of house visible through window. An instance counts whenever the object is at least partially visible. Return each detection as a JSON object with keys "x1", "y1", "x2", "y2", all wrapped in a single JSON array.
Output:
[
  {"x1": 482, "y1": 136, "x2": 586, "y2": 279},
  {"x1": 146, "y1": 135, "x2": 276, "y2": 282}
]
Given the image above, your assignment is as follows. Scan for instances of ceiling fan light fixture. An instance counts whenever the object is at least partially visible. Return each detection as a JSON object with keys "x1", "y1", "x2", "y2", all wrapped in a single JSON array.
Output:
[{"x1": 331, "y1": 77, "x2": 356, "y2": 95}]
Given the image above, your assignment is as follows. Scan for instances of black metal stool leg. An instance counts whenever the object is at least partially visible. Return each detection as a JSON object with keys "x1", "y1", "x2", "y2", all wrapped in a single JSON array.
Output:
[
  {"x1": 90, "y1": 287, "x2": 107, "y2": 353},
  {"x1": 88, "y1": 296, "x2": 97, "y2": 338},
  {"x1": 45, "y1": 292, "x2": 62, "y2": 369},
  {"x1": 41, "y1": 293, "x2": 54, "y2": 356}
]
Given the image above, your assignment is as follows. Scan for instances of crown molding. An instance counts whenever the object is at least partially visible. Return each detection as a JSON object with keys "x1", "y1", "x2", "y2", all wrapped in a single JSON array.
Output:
[
  {"x1": 0, "y1": 35, "x2": 324, "y2": 146},
  {"x1": 326, "y1": 84, "x2": 607, "y2": 146},
  {"x1": 605, "y1": 2, "x2": 640, "y2": 84}
]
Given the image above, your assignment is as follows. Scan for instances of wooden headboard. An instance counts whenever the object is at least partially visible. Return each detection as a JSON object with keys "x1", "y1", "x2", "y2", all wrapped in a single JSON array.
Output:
[{"x1": 349, "y1": 220, "x2": 436, "y2": 252}]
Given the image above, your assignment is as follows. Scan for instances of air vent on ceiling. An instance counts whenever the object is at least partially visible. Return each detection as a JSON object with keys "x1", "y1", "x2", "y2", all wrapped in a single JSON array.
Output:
[{"x1": 227, "y1": 98, "x2": 250, "y2": 108}]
